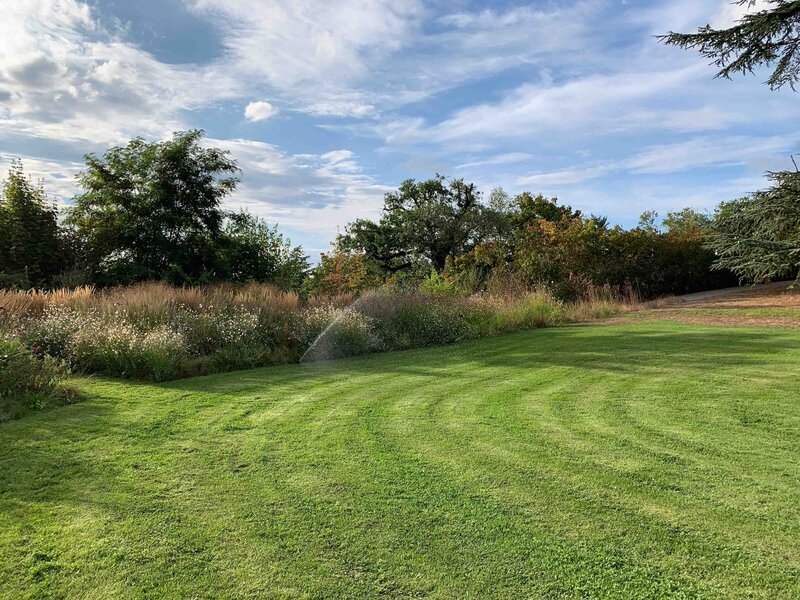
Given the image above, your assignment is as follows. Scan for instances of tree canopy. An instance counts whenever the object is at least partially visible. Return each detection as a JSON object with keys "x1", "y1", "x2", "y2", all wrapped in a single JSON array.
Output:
[
  {"x1": 0, "y1": 161, "x2": 67, "y2": 288},
  {"x1": 338, "y1": 175, "x2": 490, "y2": 273},
  {"x1": 659, "y1": 0, "x2": 800, "y2": 90},
  {"x1": 219, "y1": 210, "x2": 309, "y2": 289},
  {"x1": 708, "y1": 171, "x2": 800, "y2": 282},
  {"x1": 67, "y1": 130, "x2": 239, "y2": 285}
]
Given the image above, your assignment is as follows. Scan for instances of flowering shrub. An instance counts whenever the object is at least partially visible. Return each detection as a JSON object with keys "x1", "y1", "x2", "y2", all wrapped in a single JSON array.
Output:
[
  {"x1": 19, "y1": 298, "x2": 298, "y2": 380},
  {"x1": 22, "y1": 306, "x2": 85, "y2": 359},
  {"x1": 360, "y1": 292, "x2": 483, "y2": 349},
  {"x1": 176, "y1": 307, "x2": 262, "y2": 356},
  {"x1": 3, "y1": 281, "x2": 632, "y2": 381},
  {"x1": 294, "y1": 305, "x2": 344, "y2": 348}
]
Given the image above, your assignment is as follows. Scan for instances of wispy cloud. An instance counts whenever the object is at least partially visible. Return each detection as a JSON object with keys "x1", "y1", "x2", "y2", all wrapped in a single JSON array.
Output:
[
  {"x1": 455, "y1": 153, "x2": 535, "y2": 171},
  {"x1": 208, "y1": 139, "x2": 392, "y2": 232},
  {"x1": 516, "y1": 134, "x2": 800, "y2": 187},
  {"x1": 1, "y1": 0, "x2": 798, "y2": 249}
]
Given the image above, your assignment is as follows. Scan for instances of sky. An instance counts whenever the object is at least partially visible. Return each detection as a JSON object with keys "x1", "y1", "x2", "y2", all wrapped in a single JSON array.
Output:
[{"x1": 1, "y1": 0, "x2": 798, "y2": 259}]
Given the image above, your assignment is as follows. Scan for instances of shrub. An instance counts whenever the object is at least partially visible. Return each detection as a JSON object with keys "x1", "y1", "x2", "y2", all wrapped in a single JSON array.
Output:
[
  {"x1": 23, "y1": 305, "x2": 86, "y2": 359},
  {"x1": 419, "y1": 271, "x2": 460, "y2": 296},
  {"x1": 360, "y1": 292, "x2": 482, "y2": 350},
  {"x1": 176, "y1": 307, "x2": 262, "y2": 356},
  {"x1": 5, "y1": 281, "x2": 635, "y2": 378},
  {"x1": 300, "y1": 310, "x2": 379, "y2": 362},
  {"x1": 12, "y1": 283, "x2": 302, "y2": 381},
  {"x1": 482, "y1": 291, "x2": 566, "y2": 334},
  {"x1": 294, "y1": 305, "x2": 343, "y2": 349},
  {"x1": 0, "y1": 335, "x2": 71, "y2": 421},
  {"x1": 68, "y1": 320, "x2": 188, "y2": 381}
]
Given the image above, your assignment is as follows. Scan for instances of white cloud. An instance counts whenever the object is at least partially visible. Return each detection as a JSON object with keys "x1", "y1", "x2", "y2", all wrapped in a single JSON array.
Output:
[
  {"x1": 0, "y1": 153, "x2": 83, "y2": 206},
  {"x1": 627, "y1": 0, "x2": 767, "y2": 35},
  {"x1": 187, "y1": 0, "x2": 421, "y2": 117},
  {"x1": 207, "y1": 139, "x2": 391, "y2": 234},
  {"x1": 244, "y1": 101, "x2": 278, "y2": 122},
  {"x1": 626, "y1": 134, "x2": 799, "y2": 174},
  {"x1": 182, "y1": 0, "x2": 613, "y2": 118},
  {"x1": 515, "y1": 134, "x2": 800, "y2": 187},
  {"x1": 0, "y1": 0, "x2": 240, "y2": 147},
  {"x1": 455, "y1": 153, "x2": 535, "y2": 170},
  {"x1": 517, "y1": 165, "x2": 613, "y2": 186},
  {"x1": 384, "y1": 66, "x2": 705, "y2": 148},
  {"x1": 713, "y1": 0, "x2": 771, "y2": 28}
]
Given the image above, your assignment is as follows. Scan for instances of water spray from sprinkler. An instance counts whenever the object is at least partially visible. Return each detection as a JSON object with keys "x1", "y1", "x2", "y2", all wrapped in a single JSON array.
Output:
[{"x1": 299, "y1": 295, "x2": 367, "y2": 363}]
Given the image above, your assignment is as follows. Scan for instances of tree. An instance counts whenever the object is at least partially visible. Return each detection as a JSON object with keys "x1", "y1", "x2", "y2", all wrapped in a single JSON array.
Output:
[
  {"x1": 67, "y1": 130, "x2": 239, "y2": 286},
  {"x1": 662, "y1": 208, "x2": 713, "y2": 238},
  {"x1": 0, "y1": 161, "x2": 67, "y2": 288},
  {"x1": 512, "y1": 192, "x2": 581, "y2": 227},
  {"x1": 708, "y1": 171, "x2": 800, "y2": 282},
  {"x1": 337, "y1": 214, "x2": 415, "y2": 274},
  {"x1": 660, "y1": 1, "x2": 800, "y2": 284},
  {"x1": 637, "y1": 210, "x2": 660, "y2": 233},
  {"x1": 659, "y1": 0, "x2": 800, "y2": 90},
  {"x1": 218, "y1": 210, "x2": 309, "y2": 290},
  {"x1": 303, "y1": 250, "x2": 384, "y2": 297},
  {"x1": 339, "y1": 175, "x2": 488, "y2": 273}
]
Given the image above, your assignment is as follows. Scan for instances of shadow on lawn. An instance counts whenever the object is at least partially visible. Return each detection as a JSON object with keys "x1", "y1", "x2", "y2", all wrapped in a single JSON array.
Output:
[
  {"x1": 157, "y1": 323, "x2": 800, "y2": 393},
  {"x1": 2, "y1": 322, "x2": 799, "y2": 594}
]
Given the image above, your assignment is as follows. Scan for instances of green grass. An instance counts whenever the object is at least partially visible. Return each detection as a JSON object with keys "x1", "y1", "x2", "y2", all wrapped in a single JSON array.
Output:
[{"x1": 2, "y1": 322, "x2": 800, "y2": 598}]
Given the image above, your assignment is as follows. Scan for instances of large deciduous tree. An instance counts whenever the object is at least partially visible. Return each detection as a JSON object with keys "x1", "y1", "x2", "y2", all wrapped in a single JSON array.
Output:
[
  {"x1": 218, "y1": 210, "x2": 309, "y2": 290},
  {"x1": 67, "y1": 130, "x2": 239, "y2": 285},
  {"x1": 338, "y1": 175, "x2": 489, "y2": 273}
]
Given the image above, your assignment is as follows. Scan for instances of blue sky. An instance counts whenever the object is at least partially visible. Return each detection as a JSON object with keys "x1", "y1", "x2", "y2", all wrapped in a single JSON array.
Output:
[{"x1": 1, "y1": 0, "x2": 797, "y2": 259}]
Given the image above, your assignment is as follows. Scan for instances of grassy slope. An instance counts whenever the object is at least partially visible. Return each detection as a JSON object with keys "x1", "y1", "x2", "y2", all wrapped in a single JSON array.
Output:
[{"x1": 1, "y1": 322, "x2": 799, "y2": 599}]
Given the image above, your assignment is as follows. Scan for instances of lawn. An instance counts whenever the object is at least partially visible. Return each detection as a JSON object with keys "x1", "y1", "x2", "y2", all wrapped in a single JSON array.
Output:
[{"x1": 1, "y1": 321, "x2": 799, "y2": 598}]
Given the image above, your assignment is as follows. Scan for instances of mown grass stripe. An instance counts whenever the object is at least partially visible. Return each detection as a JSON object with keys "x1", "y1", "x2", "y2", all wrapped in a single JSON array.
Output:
[{"x1": 2, "y1": 322, "x2": 800, "y2": 598}]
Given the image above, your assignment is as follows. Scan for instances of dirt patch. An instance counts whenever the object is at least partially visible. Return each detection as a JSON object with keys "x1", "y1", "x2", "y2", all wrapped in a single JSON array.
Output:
[{"x1": 607, "y1": 282, "x2": 800, "y2": 328}]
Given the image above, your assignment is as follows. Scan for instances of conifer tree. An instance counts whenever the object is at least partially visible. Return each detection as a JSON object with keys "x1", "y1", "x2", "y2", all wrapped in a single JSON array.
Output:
[
  {"x1": 0, "y1": 161, "x2": 65, "y2": 288},
  {"x1": 659, "y1": 0, "x2": 800, "y2": 90}
]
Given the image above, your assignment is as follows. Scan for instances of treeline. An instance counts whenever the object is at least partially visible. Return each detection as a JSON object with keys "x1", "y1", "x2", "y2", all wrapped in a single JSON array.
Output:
[
  {"x1": 1, "y1": 131, "x2": 307, "y2": 291},
  {"x1": 6, "y1": 129, "x2": 796, "y2": 300},
  {"x1": 306, "y1": 178, "x2": 736, "y2": 300}
]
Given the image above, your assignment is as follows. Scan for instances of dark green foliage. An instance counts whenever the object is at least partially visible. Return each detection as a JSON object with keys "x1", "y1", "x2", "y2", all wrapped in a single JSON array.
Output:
[
  {"x1": 658, "y1": 2, "x2": 800, "y2": 285},
  {"x1": 513, "y1": 191, "x2": 581, "y2": 226},
  {"x1": 708, "y1": 170, "x2": 800, "y2": 282},
  {"x1": 338, "y1": 216, "x2": 415, "y2": 274},
  {"x1": 637, "y1": 210, "x2": 660, "y2": 233},
  {"x1": 359, "y1": 292, "x2": 482, "y2": 350},
  {"x1": 67, "y1": 130, "x2": 239, "y2": 286},
  {"x1": 343, "y1": 182, "x2": 731, "y2": 300},
  {"x1": 0, "y1": 161, "x2": 68, "y2": 288},
  {"x1": 66, "y1": 131, "x2": 308, "y2": 289},
  {"x1": 219, "y1": 210, "x2": 309, "y2": 290},
  {"x1": 659, "y1": 0, "x2": 800, "y2": 90},
  {"x1": 338, "y1": 175, "x2": 489, "y2": 273},
  {"x1": 447, "y1": 192, "x2": 733, "y2": 300}
]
